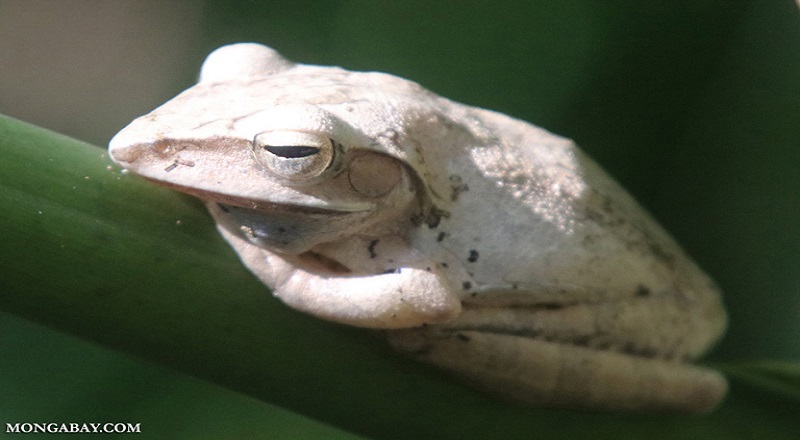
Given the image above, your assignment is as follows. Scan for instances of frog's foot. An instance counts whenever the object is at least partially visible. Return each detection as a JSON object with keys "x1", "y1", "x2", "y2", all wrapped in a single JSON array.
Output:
[{"x1": 387, "y1": 328, "x2": 727, "y2": 413}]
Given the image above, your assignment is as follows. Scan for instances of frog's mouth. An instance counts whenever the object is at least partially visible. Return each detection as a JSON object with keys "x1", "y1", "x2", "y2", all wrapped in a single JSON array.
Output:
[
  {"x1": 145, "y1": 175, "x2": 376, "y2": 213},
  {"x1": 210, "y1": 201, "x2": 372, "y2": 255},
  {"x1": 131, "y1": 173, "x2": 375, "y2": 254}
]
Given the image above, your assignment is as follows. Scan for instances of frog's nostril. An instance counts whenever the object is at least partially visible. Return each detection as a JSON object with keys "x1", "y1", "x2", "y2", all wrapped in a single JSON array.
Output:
[{"x1": 145, "y1": 138, "x2": 194, "y2": 157}]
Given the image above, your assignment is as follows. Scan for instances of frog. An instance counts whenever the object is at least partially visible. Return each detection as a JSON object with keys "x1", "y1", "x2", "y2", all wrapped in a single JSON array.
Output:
[{"x1": 108, "y1": 43, "x2": 728, "y2": 413}]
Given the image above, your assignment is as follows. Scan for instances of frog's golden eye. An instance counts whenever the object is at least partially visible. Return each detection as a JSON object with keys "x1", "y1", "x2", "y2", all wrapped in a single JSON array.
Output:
[{"x1": 252, "y1": 130, "x2": 337, "y2": 182}]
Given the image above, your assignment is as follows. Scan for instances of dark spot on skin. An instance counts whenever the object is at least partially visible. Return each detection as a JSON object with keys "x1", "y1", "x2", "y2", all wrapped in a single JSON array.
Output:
[
  {"x1": 616, "y1": 342, "x2": 660, "y2": 358},
  {"x1": 636, "y1": 285, "x2": 651, "y2": 297},
  {"x1": 635, "y1": 347, "x2": 660, "y2": 358},
  {"x1": 462, "y1": 281, "x2": 472, "y2": 290},
  {"x1": 449, "y1": 175, "x2": 470, "y2": 202},
  {"x1": 278, "y1": 226, "x2": 287, "y2": 233},
  {"x1": 470, "y1": 292, "x2": 477, "y2": 298},
  {"x1": 601, "y1": 195, "x2": 614, "y2": 214},
  {"x1": 425, "y1": 207, "x2": 450, "y2": 229},
  {"x1": 382, "y1": 268, "x2": 400, "y2": 274},
  {"x1": 511, "y1": 284, "x2": 518, "y2": 290},
  {"x1": 541, "y1": 303, "x2": 564, "y2": 310},
  {"x1": 582, "y1": 209, "x2": 604, "y2": 224},
  {"x1": 572, "y1": 336, "x2": 590, "y2": 347},
  {"x1": 647, "y1": 241, "x2": 677, "y2": 269},
  {"x1": 578, "y1": 189, "x2": 630, "y2": 229},
  {"x1": 456, "y1": 333, "x2": 470, "y2": 342},
  {"x1": 409, "y1": 213, "x2": 424, "y2": 226},
  {"x1": 622, "y1": 342, "x2": 637, "y2": 355},
  {"x1": 595, "y1": 341, "x2": 612, "y2": 350},
  {"x1": 467, "y1": 249, "x2": 479, "y2": 263},
  {"x1": 368, "y1": 239, "x2": 379, "y2": 259},
  {"x1": 436, "y1": 232, "x2": 447, "y2": 242},
  {"x1": 440, "y1": 262, "x2": 449, "y2": 268},
  {"x1": 164, "y1": 159, "x2": 195, "y2": 172}
]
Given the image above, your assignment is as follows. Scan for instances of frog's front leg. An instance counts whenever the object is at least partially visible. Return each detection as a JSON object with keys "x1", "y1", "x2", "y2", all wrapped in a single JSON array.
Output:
[
  {"x1": 210, "y1": 204, "x2": 461, "y2": 328},
  {"x1": 268, "y1": 262, "x2": 461, "y2": 328},
  {"x1": 388, "y1": 306, "x2": 727, "y2": 413}
]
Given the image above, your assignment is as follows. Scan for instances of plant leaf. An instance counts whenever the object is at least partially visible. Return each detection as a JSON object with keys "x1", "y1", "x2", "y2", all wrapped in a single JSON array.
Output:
[{"x1": 721, "y1": 362, "x2": 800, "y2": 403}]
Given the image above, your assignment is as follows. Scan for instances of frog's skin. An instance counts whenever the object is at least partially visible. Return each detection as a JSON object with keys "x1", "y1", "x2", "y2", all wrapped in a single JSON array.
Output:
[{"x1": 109, "y1": 43, "x2": 727, "y2": 413}]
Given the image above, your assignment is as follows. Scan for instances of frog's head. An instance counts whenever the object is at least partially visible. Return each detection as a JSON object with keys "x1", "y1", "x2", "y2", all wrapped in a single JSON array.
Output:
[{"x1": 109, "y1": 43, "x2": 447, "y2": 254}]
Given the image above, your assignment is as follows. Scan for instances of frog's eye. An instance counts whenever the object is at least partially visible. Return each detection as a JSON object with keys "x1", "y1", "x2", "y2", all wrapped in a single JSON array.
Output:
[{"x1": 252, "y1": 130, "x2": 337, "y2": 182}]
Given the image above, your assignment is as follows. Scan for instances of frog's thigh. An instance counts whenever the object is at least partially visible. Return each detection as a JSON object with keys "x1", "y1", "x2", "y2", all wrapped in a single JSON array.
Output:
[{"x1": 388, "y1": 329, "x2": 727, "y2": 413}]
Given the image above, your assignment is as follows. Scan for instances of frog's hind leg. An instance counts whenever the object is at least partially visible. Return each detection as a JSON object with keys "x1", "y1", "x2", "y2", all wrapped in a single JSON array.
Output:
[{"x1": 387, "y1": 328, "x2": 727, "y2": 413}]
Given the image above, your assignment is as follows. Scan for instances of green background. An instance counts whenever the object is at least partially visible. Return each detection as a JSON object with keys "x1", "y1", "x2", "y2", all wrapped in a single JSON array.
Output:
[{"x1": 1, "y1": 1, "x2": 799, "y2": 438}]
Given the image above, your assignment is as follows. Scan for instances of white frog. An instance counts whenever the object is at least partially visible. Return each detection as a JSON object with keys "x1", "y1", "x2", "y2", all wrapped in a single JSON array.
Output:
[{"x1": 109, "y1": 43, "x2": 727, "y2": 412}]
